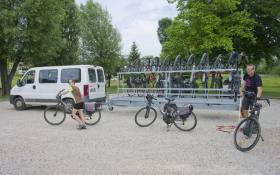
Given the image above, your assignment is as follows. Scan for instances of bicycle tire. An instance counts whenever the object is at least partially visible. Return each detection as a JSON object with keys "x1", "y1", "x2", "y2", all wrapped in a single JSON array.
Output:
[
  {"x1": 173, "y1": 112, "x2": 197, "y2": 131},
  {"x1": 233, "y1": 117, "x2": 261, "y2": 152},
  {"x1": 44, "y1": 105, "x2": 66, "y2": 125},
  {"x1": 135, "y1": 107, "x2": 157, "y2": 127},
  {"x1": 84, "y1": 110, "x2": 101, "y2": 126}
]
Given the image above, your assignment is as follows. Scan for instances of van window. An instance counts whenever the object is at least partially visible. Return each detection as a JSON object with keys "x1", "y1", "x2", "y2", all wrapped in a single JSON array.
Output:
[
  {"x1": 22, "y1": 70, "x2": 35, "y2": 85},
  {"x1": 97, "y1": 69, "x2": 104, "y2": 82},
  {"x1": 88, "y1": 68, "x2": 96, "y2": 83},
  {"x1": 39, "y1": 69, "x2": 58, "y2": 83},
  {"x1": 61, "y1": 68, "x2": 81, "y2": 83}
]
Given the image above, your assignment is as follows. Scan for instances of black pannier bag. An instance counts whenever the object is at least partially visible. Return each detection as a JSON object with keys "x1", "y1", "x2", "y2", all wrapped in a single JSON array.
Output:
[
  {"x1": 177, "y1": 105, "x2": 193, "y2": 120},
  {"x1": 84, "y1": 102, "x2": 97, "y2": 112}
]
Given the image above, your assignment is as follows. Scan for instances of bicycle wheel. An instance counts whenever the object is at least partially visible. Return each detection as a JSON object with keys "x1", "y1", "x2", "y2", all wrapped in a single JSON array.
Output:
[
  {"x1": 84, "y1": 110, "x2": 101, "y2": 125},
  {"x1": 234, "y1": 118, "x2": 261, "y2": 152},
  {"x1": 135, "y1": 107, "x2": 157, "y2": 127},
  {"x1": 44, "y1": 105, "x2": 66, "y2": 125},
  {"x1": 173, "y1": 112, "x2": 197, "y2": 131}
]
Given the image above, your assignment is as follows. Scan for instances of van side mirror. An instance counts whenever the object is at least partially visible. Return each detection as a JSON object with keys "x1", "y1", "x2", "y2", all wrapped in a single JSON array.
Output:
[{"x1": 17, "y1": 80, "x2": 23, "y2": 87}]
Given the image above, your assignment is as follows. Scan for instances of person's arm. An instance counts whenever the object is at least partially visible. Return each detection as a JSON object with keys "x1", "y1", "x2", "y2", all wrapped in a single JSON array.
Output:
[
  {"x1": 59, "y1": 87, "x2": 72, "y2": 96},
  {"x1": 257, "y1": 86, "x2": 262, "y2": 98},
  {"x1": 60, "y1": 91, "x2": 68, "y2": 96},
  {"x1": 240, "y1": 80, "x2": 246, "y2": 97},
  {"x1": 256, "y1": 75, "x2": 263, "y2": 98}
]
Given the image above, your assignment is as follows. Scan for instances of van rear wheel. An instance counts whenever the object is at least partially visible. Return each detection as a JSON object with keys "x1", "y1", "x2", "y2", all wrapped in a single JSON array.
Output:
[{"x1": 13, "y1": 97, "x2": 26, "y2": 110}]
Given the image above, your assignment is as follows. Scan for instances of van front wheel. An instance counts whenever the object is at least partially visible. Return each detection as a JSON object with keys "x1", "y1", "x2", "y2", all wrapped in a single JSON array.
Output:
[{"x1": 13, "y1": 97, "x2": 26, "y2": 110}]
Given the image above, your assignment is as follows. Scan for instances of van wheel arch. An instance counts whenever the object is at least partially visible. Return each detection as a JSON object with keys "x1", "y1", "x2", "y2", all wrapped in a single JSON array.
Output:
[{"x1": 63, "y1": 98, "x2": 75, "y2": 107}]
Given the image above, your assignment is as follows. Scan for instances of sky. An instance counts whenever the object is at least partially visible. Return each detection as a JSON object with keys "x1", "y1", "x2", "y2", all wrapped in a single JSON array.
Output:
[{"x1": 75, "y1": 0, "x2": 178, "y2": 57}]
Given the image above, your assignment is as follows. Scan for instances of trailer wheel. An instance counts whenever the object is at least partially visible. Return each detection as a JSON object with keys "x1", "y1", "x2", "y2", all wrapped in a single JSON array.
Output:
[{"x1": 108, "y1": 105, "x2": 114, "y2": 111}]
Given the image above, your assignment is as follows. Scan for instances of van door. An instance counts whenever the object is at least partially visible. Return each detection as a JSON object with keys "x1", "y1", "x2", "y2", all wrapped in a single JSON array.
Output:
[
  {"x1": 88, "y1": 68, "x2": 98, "y2": 101},
  {"x1": 19, "y1": 70, "x2": 37, "y2": 103},
  {"x1": 96, "y1": 68, "x2": 106, "y2": 100},
  {"x1": 35, "y1": 69, "x2": 59, "y2": 103}
]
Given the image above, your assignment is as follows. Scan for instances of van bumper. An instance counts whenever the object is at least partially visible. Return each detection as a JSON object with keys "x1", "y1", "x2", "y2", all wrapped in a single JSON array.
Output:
[
  {"x1": 87, "y1": 97, "x2": 106, "y2": 103},
  {"x1": 10, "y1": 95, "x2": 15, "y2": 104}
]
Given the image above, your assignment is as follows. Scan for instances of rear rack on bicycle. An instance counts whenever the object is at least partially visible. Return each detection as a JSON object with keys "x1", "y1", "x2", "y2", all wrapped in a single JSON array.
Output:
[{"x1": 109, "y1": 52, "x2": 244, "y2": 111}]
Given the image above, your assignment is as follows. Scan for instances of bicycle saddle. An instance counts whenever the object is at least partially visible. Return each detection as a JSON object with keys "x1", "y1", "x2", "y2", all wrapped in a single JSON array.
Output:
[{"x1": 165, "y1": 97, "x2": 175, "y2": 102}]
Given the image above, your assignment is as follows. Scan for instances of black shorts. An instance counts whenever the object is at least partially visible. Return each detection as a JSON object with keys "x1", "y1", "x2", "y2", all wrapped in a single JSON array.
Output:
[
  {"x1": 241, "y1": 96, "x2": 254, "y2": 110},
  {"x1": 74, "y1": 102, "x2": 84, "y2": 110}
]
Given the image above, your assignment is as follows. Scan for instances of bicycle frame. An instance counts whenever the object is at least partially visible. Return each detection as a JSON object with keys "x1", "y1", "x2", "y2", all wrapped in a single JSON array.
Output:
[{"x1": 144, "y1": 95, "x2": 172, "y2": 117}]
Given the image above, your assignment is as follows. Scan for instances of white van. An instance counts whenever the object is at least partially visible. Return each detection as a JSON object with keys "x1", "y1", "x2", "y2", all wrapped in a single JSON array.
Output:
[{"x1": 10, "y1": 65, "x2": 106, "y2": 110}]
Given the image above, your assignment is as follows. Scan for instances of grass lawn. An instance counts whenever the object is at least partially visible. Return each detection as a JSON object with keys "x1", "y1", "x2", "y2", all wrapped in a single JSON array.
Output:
[
  {"x1": 261, "y1": 74, "x2": 280, "y2": 97},
  {"x1": 106, "y1": 80, "x2": 120, "y2": 94}
]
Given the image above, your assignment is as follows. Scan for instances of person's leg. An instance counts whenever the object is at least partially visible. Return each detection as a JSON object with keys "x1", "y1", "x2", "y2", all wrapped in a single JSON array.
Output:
[
  {"x1": 241, "y1": 110, "x2": 249, "y2": 118},
  {"x1": 72, "y1": 108, "x2": 82, "y2": 125},
  {"x1": 78, "y1": 109, "x2": 86, "y2": 124},
  {"x1": 241, "y1": 97, "x2": 249, "y2": 118}
]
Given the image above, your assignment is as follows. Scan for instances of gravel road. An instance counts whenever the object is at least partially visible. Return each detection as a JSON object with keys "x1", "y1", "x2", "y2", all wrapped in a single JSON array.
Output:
[{"x1": 0, "y1": 100, "x2": 279, "y2": 175}]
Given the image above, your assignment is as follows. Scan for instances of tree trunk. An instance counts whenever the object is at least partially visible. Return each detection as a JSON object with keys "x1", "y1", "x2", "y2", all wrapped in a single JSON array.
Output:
[
  {"x1": 0, "y1": 59, "x2": 8, "y2": 96},
  {"x1": 0, "y1": 59, "x2": 20, "y2": 96},
  {"x1": 107, "y1": 73, "x2": 111, "y2": 87}
]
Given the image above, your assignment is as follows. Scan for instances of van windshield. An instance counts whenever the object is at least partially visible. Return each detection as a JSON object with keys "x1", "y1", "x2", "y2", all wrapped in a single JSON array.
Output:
[{"x1": 22, "y1": 70, "x2": 35, "y2": 85}]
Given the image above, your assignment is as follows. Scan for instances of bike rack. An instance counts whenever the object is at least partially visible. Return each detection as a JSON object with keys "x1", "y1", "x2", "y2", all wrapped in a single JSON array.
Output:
[{"x1": 111, "y1": 52, "x2": 244, "y2": 111}]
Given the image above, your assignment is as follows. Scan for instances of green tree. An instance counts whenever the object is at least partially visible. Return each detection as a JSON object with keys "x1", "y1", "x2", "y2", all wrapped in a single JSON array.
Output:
[
  {"x1": 128, "y1": 42, "x2": 141, "y2": 65},
  {"x1": 157, "y1": 17, "x2": 172, "y2": 45},
  {"x1": 0, "y1": 0, "x2": 20, "y2": 96},
  {"x1": 141, "y1": 55, "x2": 153, "y2": 66},
  {"x1": 236, "y1": 0, "x2": 280, "y2": 64},
  {"x1": 79, "y1": 0, "x2": 122, "y2": 87},
  {"x1": 20, "y1": 0, "x2": 65, "y2": 66},
  {"x1": 56, "y1": 0, "x2": 80, "y2": 65},
  {"x1": 0, "y1": 0, "x2": 65, "y2": 95},
  {"x1": 166, "y1": 0, "x2": 280, "y2": 64},
  {"x1": 163, "y1": 0, "x2": 256, "y2": 60}
]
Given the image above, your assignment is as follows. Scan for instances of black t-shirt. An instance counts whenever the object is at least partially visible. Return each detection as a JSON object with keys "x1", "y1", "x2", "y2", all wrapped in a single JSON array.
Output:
[{"x1": 243, "y1": 73, "x2": 262, "y2": 94}]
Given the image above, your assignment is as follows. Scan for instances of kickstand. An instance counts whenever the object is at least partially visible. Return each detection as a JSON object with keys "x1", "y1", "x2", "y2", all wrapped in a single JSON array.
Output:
[
  {"x1": 166, "y1": 124, "x2": 171, "y2": 132},
  {"x1": 260, "y1": 135, "x2": 264, "y2": 142}
]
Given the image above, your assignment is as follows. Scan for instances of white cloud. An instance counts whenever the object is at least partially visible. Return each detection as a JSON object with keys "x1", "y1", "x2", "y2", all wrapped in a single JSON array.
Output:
[{"x1": 76, "y1": 0, "x2": 178, "y2": 56}]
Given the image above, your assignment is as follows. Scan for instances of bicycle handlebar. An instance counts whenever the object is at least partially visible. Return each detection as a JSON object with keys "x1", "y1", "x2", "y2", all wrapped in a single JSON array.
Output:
[
  {"x1": 243, "y1": 91, "x2": 270, "y2": 106},
  {"x1": 257, "y1": 97, "x2": 270, "y2": 106},
  {"x1": 56, "y1": 89, "x2": 65, "y2": 101}
]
